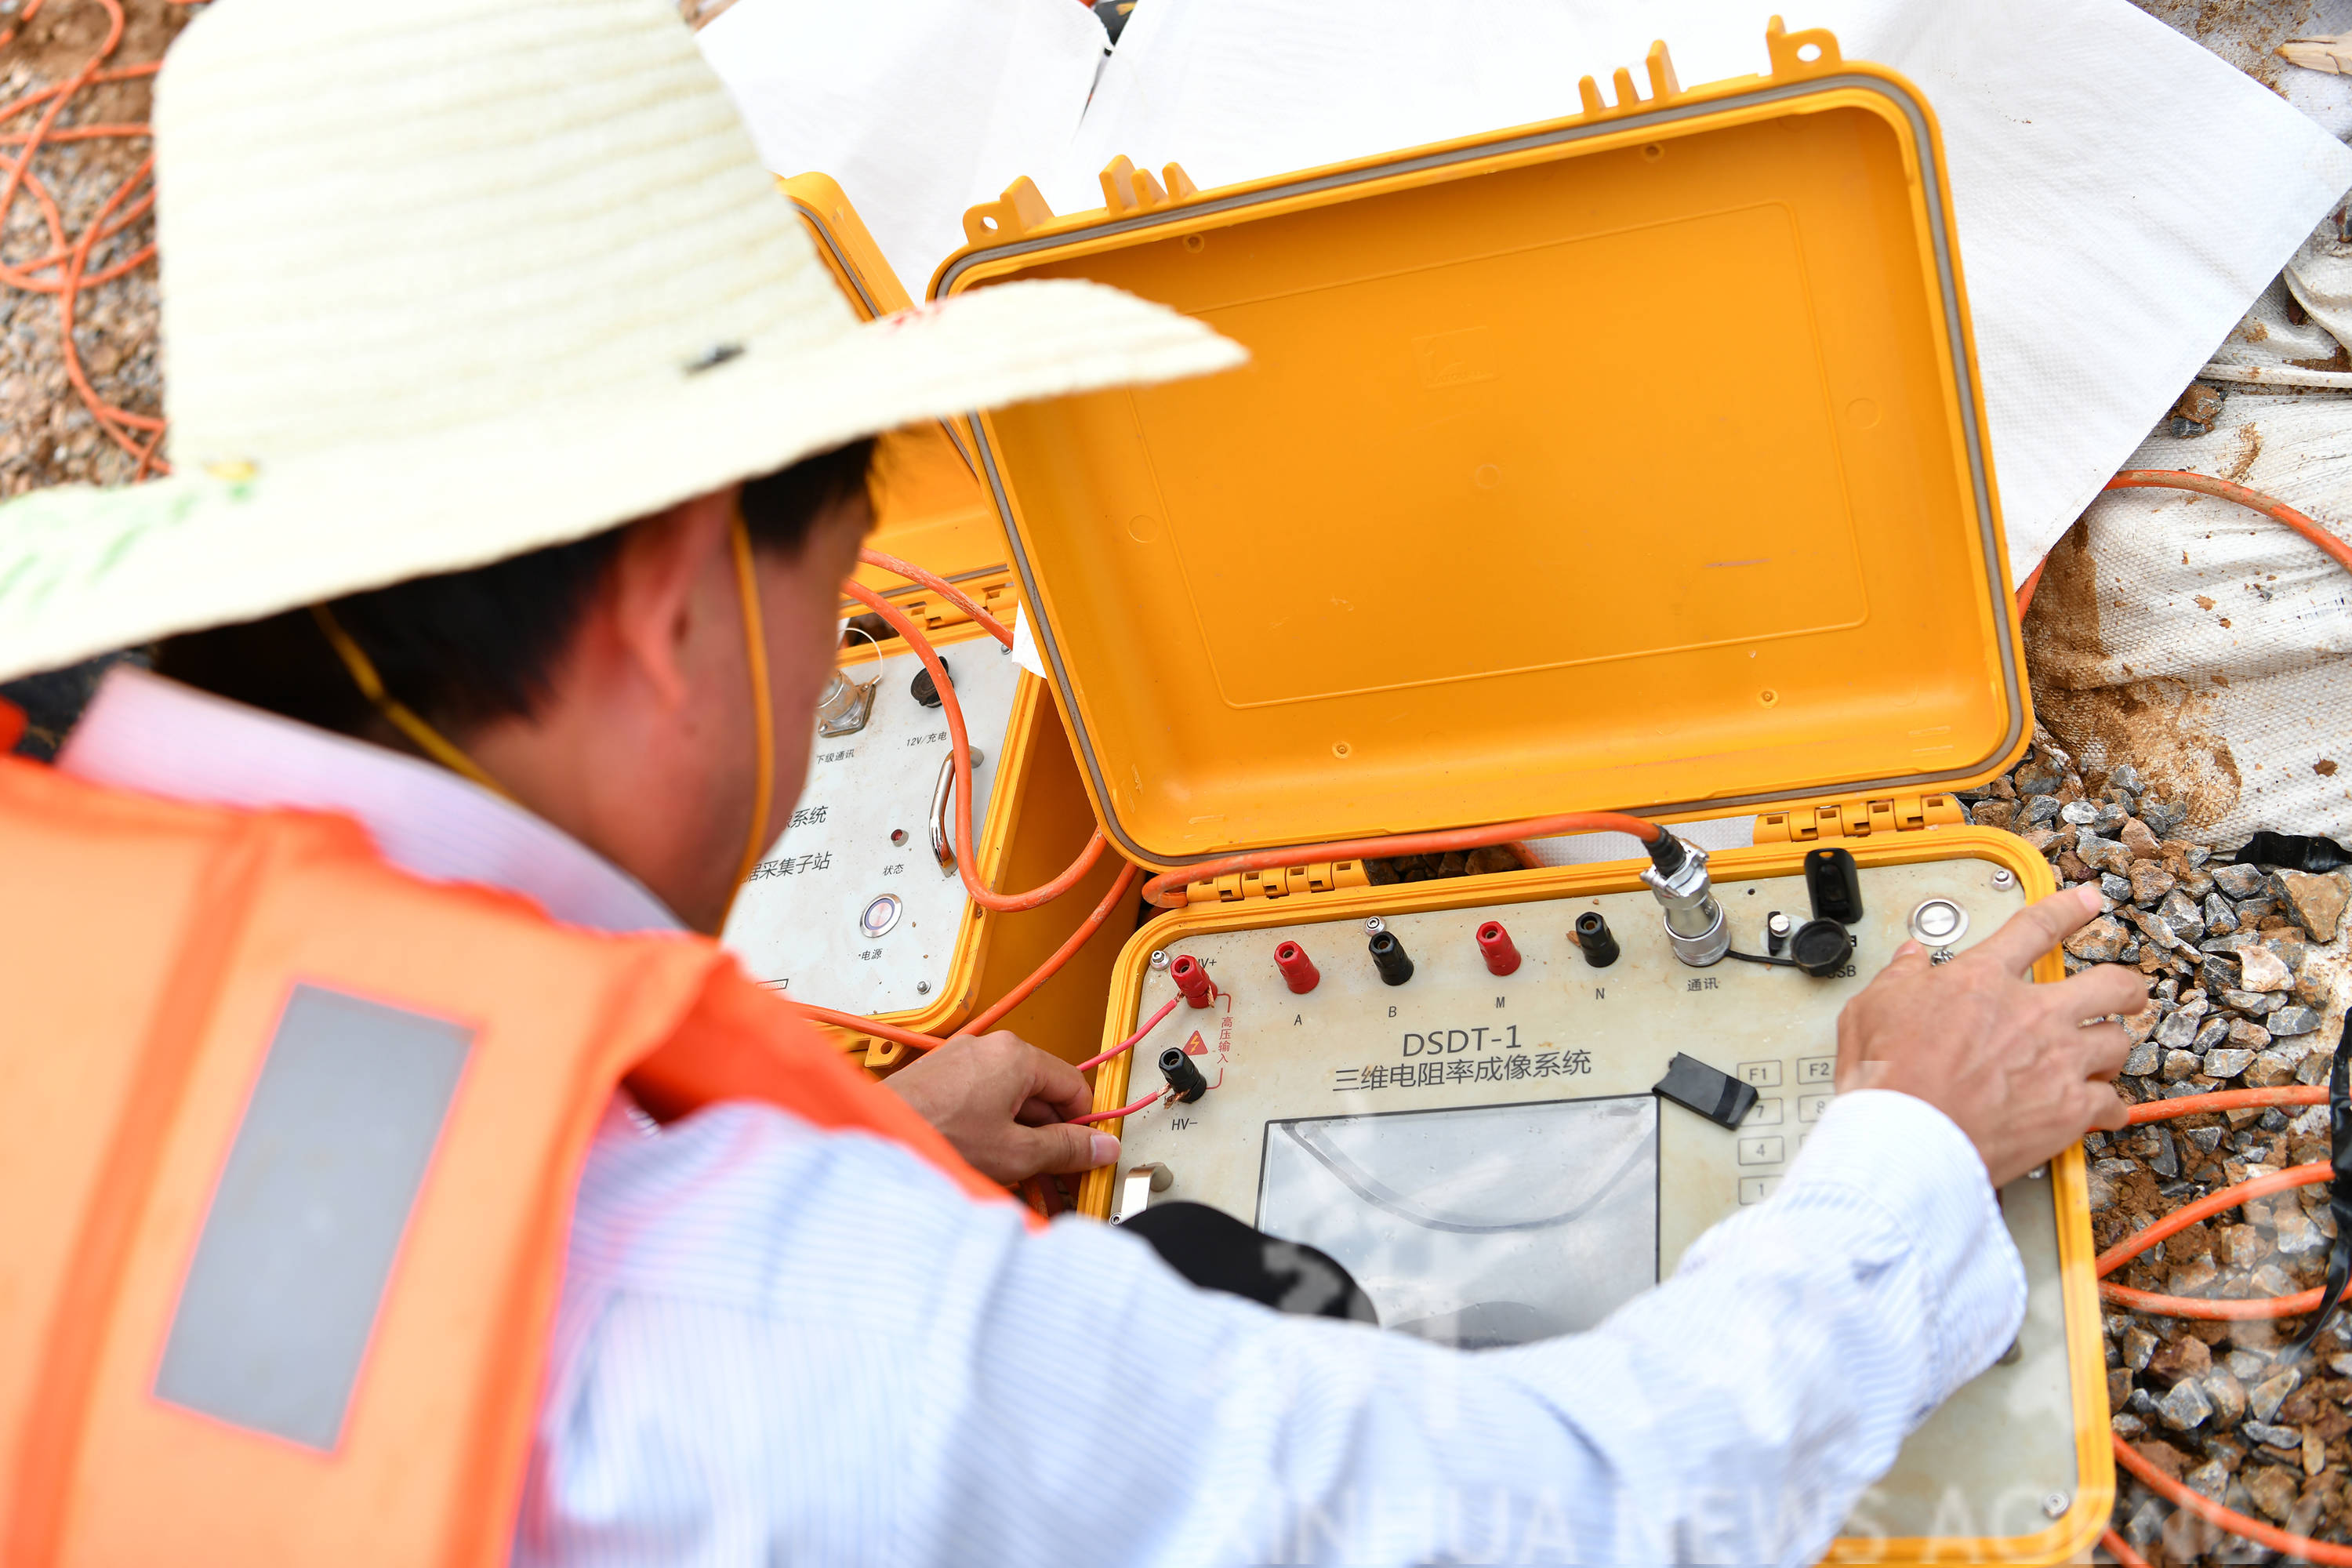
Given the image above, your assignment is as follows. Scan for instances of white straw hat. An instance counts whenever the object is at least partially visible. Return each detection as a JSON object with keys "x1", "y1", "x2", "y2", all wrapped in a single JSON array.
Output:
[{"x1": 0, "y1": 0, "x2": 1243, "y2": 684}]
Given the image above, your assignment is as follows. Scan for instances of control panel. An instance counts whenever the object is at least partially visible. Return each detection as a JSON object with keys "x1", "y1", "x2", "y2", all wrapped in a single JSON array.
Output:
[
  {"x1": 1101, "y1": 855, "x2": 2091, "y2": 1542},
  {"x1": 721, "y1": 635, "x2": 1021, "y2": 1014}
]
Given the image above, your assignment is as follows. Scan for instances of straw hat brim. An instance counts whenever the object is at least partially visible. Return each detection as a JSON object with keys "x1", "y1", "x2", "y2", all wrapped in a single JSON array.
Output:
[{"x1": 0, "y1": 277, "x2": 1243, "y2": 684}]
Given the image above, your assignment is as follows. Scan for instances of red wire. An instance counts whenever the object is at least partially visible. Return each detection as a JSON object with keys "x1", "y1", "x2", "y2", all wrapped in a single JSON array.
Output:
[
  {"x1": 840, "y1": 579, "x2": 1109, "y2": 914},
  {"x1": 1072, "y1": 1088, "x2": 1162, "y2": 1127},
  {"x1": 1077, "y1": 993, "x2": 1180, "y2": 1073},
  {"x1": 855, "y1": 547, "x2": 1014, "y2": 647}
]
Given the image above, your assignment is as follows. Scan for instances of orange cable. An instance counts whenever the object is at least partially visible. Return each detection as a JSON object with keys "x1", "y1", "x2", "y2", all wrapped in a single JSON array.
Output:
[
  {"x1": 2017, "y1": 469, "x2": 2352, "y2": 616},
  {"x1": 840, "y1": 577, "x2": 1108, "y2": 913},
  {"x1": 855, "y1": 547, "x2": 1014, "y2": 647},
  {"x1": 1138, "y1": 812, "x2": 1664, "y2": 909},
  {"x1": 2125, "y1": 1085, "x2": 2325, "y2": 1124},
  {"x1": 964, "y1": 859, "x2": 1138, "y2": 1036},
  {"x1": 2099, "y1": 1525, "x2": 2154, "y2": 1568},
  {"x1": 785, "y1": 1002, "x2": 945, "y2": 1056},
  {"x1": 2114, "y1": 1432, "x2": 2352, "y2": 1566},
  {"x1": 2095, "y1": 1160, "x2": 2331, "y2": 1276}
]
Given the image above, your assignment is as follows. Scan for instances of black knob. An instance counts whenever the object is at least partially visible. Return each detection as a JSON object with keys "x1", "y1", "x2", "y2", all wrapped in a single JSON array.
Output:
[
  {"x1": 1573, "y1": 911, "x2": 1619, "y2": 968},
  {"x1": 1368, "y1": 929, "x2": 1414, "y2": 985},
  {"x1": 1788, "y1": 918, "x2": 1854, "y2": 978},
  {"x1": 910, "y1": 656, "x2": 953, "y2": 708},
  {"x1": 1159, "y1": 1044, "x2": 1209, "y2": 1102}
]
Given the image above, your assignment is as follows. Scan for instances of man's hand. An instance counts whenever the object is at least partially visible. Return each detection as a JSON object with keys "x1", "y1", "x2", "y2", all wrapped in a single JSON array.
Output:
[
  {"x1": 1835, "y1": 883, "x2": 2146, "y2": 1186},
  {"x1": 882, "y1": 1031, "x2": 1120, "y2": 1185}
]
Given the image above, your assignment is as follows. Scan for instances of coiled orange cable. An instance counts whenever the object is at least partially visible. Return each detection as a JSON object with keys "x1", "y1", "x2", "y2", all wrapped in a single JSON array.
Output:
[
  {"x1": 0, "y1": 0, "x2": 200, "y2": 480},
  {"x1": 2097, "y1": 1085, "x2": 2352, "y2": 1561}
]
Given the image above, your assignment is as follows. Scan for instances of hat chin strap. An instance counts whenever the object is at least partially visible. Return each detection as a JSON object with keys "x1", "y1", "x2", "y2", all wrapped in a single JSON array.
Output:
[
  {"x1": 314, "y1": 512, "x2": 778, "y2": 905},
  {"x1": 725, "y1": 509, "x2": 776, "y2": 897},
  {"x1": 311, "y1": 603, "x2": 514, "y2": 799}
]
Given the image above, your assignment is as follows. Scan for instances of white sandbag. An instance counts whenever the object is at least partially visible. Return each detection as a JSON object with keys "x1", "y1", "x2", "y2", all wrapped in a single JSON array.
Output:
[{"x1": 2024, "y1": 389, "x2": 2352, "y2": 843}]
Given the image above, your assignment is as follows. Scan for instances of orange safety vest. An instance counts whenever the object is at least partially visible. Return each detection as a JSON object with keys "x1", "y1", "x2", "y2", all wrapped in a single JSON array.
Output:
[{"x1": 0, "y1": 756, "x2": 1008, "y2": 1566}]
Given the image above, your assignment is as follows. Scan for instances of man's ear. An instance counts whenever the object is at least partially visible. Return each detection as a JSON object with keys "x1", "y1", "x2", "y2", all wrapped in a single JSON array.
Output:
[{"x1": 603, "y1": 488, "x2": 739, "y2": 711}]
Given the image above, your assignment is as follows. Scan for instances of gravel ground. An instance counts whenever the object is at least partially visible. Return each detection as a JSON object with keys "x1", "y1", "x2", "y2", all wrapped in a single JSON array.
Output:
[
  {"x1": 0, "y1": 0, "x2": 190, "y2": 499},
  {"x1": 1962, "y1": 737, "x2": 2352, "y2": 1564}
]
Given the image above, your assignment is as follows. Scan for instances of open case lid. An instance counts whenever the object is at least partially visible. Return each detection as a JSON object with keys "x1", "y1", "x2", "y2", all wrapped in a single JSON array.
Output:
[
  {"x1": 931, "y1": 20, "x2": 2027, "y2": 876},
  {"x1": 782, "y1": 175, "x2": 1009, "y2": 593}
]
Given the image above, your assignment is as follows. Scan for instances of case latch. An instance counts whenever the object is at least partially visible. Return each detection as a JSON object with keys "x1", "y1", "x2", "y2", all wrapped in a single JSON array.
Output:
[
  {"x1": 1098, "y1": 156, "x2": 1200, "y2": 215},
  {"x1": 1762, "y1": 15, "x2": 1842, "y2": 78},
  {"x1": 843, "y1": 569, "x2": 1017, "y2": 638},
  {"x1": 962, "y1": 176, "x2": 1056, "y2": 245},
  {"x1": 1754, "y1": 793, "x2": 1966, "y2": 844},
  {"x1": 1181, "y1": 858, "x2": 1371, "y2": 906}
]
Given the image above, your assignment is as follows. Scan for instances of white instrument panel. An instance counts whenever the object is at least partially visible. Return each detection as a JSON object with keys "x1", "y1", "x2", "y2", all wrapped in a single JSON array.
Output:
[
  {"x1": 1107, "y1": 858, "x2": 2087, "y2": 1540},
  {"x1": 720, "y1": 638, "x2": 1020, "y2": 1014}
]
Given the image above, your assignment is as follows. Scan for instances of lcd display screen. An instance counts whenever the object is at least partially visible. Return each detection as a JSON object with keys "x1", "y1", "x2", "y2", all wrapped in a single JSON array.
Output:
[{"x1": 1258, "y1": 1094, "x2": 1657, "y2": 1348}]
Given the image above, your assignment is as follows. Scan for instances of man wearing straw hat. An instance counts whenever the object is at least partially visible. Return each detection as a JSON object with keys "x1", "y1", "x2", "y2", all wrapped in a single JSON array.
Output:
[{"x1": 0, "y1": 1, "x2": 2142, "y2": 1563}]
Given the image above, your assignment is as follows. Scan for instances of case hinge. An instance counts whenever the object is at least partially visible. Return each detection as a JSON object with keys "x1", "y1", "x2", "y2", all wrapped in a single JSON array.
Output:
[
  {"x1": 1181, "y1": 858, "x2": 1371, "y2": 906},
  {"x1": 1754, "y1": 793, "x2": 1966, "y2": 844}
]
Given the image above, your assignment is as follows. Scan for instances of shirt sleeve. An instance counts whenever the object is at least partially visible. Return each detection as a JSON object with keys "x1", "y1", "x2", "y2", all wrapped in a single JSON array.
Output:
[{"x1": 515, "y1": 1088, "x2": 2024, "y2": 1568}]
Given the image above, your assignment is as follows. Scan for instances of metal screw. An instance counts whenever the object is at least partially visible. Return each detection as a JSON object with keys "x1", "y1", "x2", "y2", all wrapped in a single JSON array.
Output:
[
  {"x1": 1991, "y1": 868, "x2": 2016, "y2": 891},
  {"x1": 915, "y1": 981, "x2": 931, "y2": 996},
  {"x1": 2040, "y1": 1491, "x2": 2068, "y2": 1520},
  {"x1": 1149, "y1": 950, "x2": 1171, "y2": 971},
  {"x1": 967, "y1": 747, "x2": 986, "y2": 768},
  {"x1": 1363, "y1": 916, "x2": 1386, "y2": 935}
]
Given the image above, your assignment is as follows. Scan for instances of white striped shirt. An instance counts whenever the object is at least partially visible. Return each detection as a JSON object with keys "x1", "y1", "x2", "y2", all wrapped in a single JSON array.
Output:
[{"x1": 60, "y1": 668, "x2": 2027, "y2": 1567}]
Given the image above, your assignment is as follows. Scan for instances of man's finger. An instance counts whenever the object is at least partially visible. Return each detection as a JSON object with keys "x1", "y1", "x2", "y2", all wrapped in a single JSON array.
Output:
[
  {"x1": 2067, "y1": 1020, "x2": 2132, "y2": 1079},
  {"x1": 1971, "y1": 884, "x2": 2105, "y2": 976},
  {"x1": 1877, "y1": 938, "x2": 1931, "y2": 976},
  {"x1": 1022, "y1": 1046, "x2": 1094, "y2": 1124},
  {"x1": 1014, "y1": 1121, "x2": 1120, "y2": 1178},
  {"x1": 2042, "y1": 961, "x2": 2151, "y2": 1025},
  {"x1": 2081, "y1": 1080, "x2": 2131, "y2": 1134}
]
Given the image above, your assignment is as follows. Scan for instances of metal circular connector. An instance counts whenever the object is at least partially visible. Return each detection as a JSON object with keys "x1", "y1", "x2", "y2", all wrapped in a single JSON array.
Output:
[
  {"x1": 1660, "y1": 901, "x2": 1730, "y2": 967},
  {"x1": 1907, "y1": 898, "x2": 1969, "y2": 949},
  {"x1": 858, "y1": 893, "x2": 902, "y2": 938}
]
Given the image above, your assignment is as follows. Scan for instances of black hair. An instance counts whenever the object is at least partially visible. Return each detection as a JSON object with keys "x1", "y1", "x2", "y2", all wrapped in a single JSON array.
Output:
[{"x1": 155, "y1": 437, "x2": 876, "y2": 738}]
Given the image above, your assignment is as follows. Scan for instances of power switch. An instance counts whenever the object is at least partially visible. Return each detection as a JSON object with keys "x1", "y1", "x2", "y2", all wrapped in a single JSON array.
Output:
[{"x1": 1653, "y1": 1052, "x2": 1760, "y2": 1131}]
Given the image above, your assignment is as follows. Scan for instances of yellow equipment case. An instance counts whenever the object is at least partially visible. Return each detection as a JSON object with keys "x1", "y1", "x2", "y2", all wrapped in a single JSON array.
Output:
[
  {"x1": 717, "y1": 175, "x2": 1138, "y2": 1072},
  {"x1": 931, "y1": 20, "x2": 2110, "y2": 1563}
]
